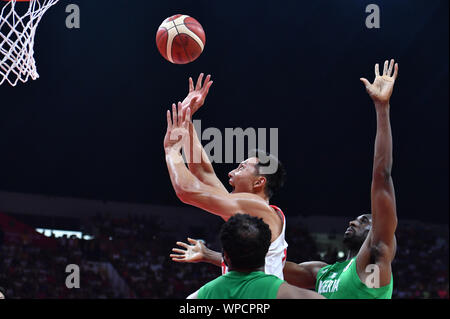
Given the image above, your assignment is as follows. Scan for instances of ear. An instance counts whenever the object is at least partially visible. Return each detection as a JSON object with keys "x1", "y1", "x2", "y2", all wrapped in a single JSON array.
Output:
[{"x1": 253, "y1": 175, "x2": 267, "y2": 189}]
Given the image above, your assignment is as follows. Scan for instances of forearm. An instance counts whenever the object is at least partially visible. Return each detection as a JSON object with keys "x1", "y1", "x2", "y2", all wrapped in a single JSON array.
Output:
[
  {"x1": 370, "y1": 103, "x2": 398, "y2": 251},
  {"x1": 165, "y1": 148, "x2": 199, "y2": 196},
  {"x1": 184, "y1": 122, "x2": 228, "y2": 192},
  {"x1": 184, "y1": 122, "x2": 214, "y2": 174},
  {"x1": 202, "y1": 247, "x2": 223, "y2": 267},
  {"x1": 179, "y1": 98, "x2": 216, "y2": 178},
  {"x1": 165, "y1": 147, "x2": 232, "y2": 218},
  {"x1": 373, "y1": 104, "x2": 393, "y2": 181},
  {"x1": 283, "y1": 262, "x2": 315, "y2": 289},
  {"x1": 283, "y1": 261, "x2": 327, "y2": 289}
]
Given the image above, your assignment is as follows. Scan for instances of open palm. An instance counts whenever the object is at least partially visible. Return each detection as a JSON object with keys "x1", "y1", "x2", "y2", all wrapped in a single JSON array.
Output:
[
  {"x1": 182, "y1": 73, "x2": 213, "y2": 116},
  {"x1": 360, "y1": 59, "x2": 398, "y2": 105},
  {"x1": 170, "y1": 238, "x2": 206, "y2": 263}
]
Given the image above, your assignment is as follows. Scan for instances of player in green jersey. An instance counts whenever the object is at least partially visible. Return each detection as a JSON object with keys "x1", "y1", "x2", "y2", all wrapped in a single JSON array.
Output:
[
  {"x1": 188, "y1": 213, "x2": 324, "y2": 299},
  {"x1": 284, "y1": 59, "x2": 399, "y2": 298},
  {"x1": 171, "y1": 59, "x2": 399, "y2": 299}
]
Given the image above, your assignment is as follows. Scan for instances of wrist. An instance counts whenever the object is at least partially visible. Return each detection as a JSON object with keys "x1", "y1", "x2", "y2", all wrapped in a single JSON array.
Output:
[
  {"x1": 165, "y1": 146, "x2": 181, "y2": 156},
  {"x1": 203, "y1": 247, "x2": 222, "y2": 265},
  {"x1": 180, "y1": 98, "x2": 189, "y2": 108},
  {"x1": 202, "y1": 247, "x2": 214, "y2": 262},
  {"x1": 374, "y1": 101, "x2": 390, "y2": 110}
]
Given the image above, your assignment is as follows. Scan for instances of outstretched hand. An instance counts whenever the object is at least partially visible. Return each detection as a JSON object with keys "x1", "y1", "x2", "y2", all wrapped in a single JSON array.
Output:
[
  {"x1": 182, "y1": 73, "x2": 213, "y2": 116},
  {"x1": 170, "y1": 238, "x2": 207, "y2": 263},
  {"x1": 360, "y1": 59, "x2": 398, "y2": 107}
]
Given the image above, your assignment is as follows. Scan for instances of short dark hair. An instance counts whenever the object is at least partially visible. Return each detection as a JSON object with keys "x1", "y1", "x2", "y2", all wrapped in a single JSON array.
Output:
[
  {"x1": 252, "y1": 150, "x2": 286, "y2": 199},
  {"x1": 220, "y1": 213, "x2": 272, "y2": 269}
]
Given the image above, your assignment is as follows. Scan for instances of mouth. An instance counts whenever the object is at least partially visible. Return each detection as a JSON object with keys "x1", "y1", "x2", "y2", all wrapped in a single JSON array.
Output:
[{"x1": 345, "y1": 227, "x2": 355, "y2": 234}]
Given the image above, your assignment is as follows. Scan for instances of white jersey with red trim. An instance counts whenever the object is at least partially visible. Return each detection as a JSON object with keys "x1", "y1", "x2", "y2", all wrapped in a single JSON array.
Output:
[{"x1": 221, "y1": 204, "x2": 288, "y2": 280}]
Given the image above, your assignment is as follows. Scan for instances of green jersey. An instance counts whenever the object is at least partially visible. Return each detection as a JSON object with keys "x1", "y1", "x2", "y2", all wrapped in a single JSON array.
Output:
[
  {"x1": 315, "y1": 257, "x2": 393, "y2": 299},
  {"x1": 197, "y1": 271, "x2": 284, "y2": 299}
]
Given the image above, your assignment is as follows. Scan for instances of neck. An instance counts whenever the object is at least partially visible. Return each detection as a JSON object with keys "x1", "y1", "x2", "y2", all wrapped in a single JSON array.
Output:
[
  {"x1": 344, "y1": 237, "x2": 366, "y2": 260},
  {"x1": 346, "y1": 249, "x2": 359, "y2": 260}
]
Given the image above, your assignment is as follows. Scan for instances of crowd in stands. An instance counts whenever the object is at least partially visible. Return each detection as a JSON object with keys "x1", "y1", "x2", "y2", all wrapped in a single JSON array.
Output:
[
  {"x1": 0, "y1": 232, "x2": 119, "y2": 298},
  {"x1": 0, "y1": 212, "x2": 448, "y2": 299},
  {"x1": 392, "y1": 223, "x2": 449, "y2": 299},
  {"x1": 84, "y1": 212, "x2": 220, "y2": 298}
]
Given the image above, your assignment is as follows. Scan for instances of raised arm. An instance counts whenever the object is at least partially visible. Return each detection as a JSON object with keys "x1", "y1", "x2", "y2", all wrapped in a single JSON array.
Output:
[
  {"x1": 358, "y1": 59, "x2": 399, "y2": 286},
  {"x1": 179, "y1": 74, "x2": 228, "y2": 193},
  {"x1": 164, "y1": 104, "x2": 280, "y2": 235},
  {"x1": 184, "y1": 120, "x2": 229, "y2": 193}
]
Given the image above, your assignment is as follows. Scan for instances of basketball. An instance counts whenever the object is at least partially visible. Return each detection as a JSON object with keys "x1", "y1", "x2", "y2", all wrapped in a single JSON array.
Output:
[{"x1": 156, "y1": 14, "x2": 206, "y2": 64}]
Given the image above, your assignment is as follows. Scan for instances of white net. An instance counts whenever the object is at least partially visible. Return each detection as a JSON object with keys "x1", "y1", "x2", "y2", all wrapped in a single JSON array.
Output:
[{"x1": 0, "y1": 0, "x2": 59, "y2": 86}]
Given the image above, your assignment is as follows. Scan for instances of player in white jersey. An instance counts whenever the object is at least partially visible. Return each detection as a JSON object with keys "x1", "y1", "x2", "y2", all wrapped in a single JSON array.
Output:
[
  {"x1": 164, "y1": 74, "x2": 288, "y2": 279},
  {"x1": 172, "y1": 205, "x2": 288, "y2": 279},
  {"x1": 264, "y1": 205, "x2": 288, "y2": 278}
]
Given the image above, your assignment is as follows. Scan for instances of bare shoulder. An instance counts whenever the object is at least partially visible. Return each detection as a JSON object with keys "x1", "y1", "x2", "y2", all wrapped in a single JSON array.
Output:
[
  {"x1": 229, "y1": 191, "x2": 269, "y2": 203},
  {"x1": 229, "y1": 193, "x2": 276, "y2": 218},
  {"x1": 228, "y1": 193, "x2": 282, "y2": 238}
]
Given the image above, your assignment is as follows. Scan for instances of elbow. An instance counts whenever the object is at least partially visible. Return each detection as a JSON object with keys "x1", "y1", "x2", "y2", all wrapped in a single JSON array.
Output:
[
  {"x1": 174, "y1": 184, "x2": 196, "y2": 205},
  {"x1": 392, "y1": 215, "x2": 398, "y2": 231},
  {"x1": 373, "y1": 156, "x2": 393, "y2": 181},
  {"x1": 372, "y1": 167, "x2": 392, "y2": 184},
  {"x1": 174, "y1": 185, "x2": 190, "y2": 203}
]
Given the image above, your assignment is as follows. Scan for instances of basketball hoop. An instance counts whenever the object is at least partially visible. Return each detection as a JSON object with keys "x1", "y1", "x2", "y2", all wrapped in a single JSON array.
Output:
[{"x1": 0, "y1": 0, "x2": 59, "y2": 86}]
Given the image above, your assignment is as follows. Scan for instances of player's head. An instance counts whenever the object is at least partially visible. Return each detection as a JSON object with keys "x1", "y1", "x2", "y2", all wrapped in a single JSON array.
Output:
[
  {"x1": 220, "y1": 213, "x2": 272, "y2": 271},
  {"x1": 343, "y1": 214, "x2": 372, "y2": 250},
  {"x1": 228, "y1": 150, "x2": 286, "y2": 199}
]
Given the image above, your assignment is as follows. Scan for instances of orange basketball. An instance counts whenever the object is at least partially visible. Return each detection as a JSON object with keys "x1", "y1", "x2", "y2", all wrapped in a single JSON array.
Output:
[{"x1": 156, "y1": 14, "x2": 206, "y2": 64}]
